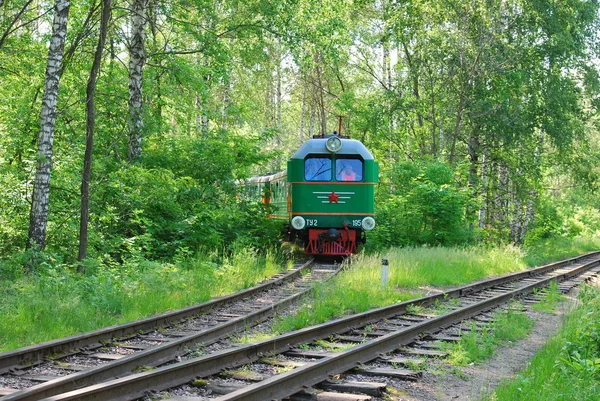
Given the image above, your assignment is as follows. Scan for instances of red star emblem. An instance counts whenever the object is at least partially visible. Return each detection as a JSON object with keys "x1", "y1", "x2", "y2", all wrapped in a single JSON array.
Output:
[{"x1": 328, "y1": 191, "x2": 339, "y2": 203}]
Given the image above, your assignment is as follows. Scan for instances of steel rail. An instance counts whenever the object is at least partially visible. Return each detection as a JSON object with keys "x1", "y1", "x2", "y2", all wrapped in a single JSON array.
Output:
[
  {"x1": 215, "y1": 256, "x2": 600, "y2": 400},
  {"x1": 34, "y1": 253, "x2": 600, "y2": 401},
  {"x1": 1, "y1": 259, "x2": 342, "y2": 401},
  {"x1": 0, "y1": 259, "x2": 314, "y2": 372}
]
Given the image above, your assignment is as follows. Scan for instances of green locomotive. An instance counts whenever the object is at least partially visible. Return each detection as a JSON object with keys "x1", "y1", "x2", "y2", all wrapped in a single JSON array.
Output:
[{"x1": 244, "y1": 133, "x2": 378, "y2": 256}]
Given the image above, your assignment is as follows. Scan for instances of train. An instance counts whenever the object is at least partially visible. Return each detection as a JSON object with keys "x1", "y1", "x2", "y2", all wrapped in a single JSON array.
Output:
[{"x1": 242, "y1": 132, "x2": 378, "y2": 256}]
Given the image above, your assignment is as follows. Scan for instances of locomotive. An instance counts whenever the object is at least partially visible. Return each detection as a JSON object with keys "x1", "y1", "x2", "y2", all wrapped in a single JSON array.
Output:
[{"x1": 244, "y1": 133, "x2": 378, "y2": 256}]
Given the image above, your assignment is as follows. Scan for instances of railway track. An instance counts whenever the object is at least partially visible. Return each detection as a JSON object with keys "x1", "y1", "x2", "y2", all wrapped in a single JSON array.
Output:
[
  {"x1": 15, "y1": 251, "x2": 600, "y2": 401},
  {"x1": 0, "y1": 258, "x2": 348, "y2": 401}
]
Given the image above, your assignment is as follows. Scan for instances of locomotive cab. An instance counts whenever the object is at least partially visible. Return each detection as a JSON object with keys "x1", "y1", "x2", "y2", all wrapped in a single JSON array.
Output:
[{"x1": 287, "y1": 134, "x2": 378, "y2": 256}]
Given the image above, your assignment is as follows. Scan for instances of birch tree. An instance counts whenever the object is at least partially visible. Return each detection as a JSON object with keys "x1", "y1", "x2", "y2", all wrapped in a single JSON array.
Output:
[
  {"x1": 27, "y1": 0, "x2": 71, "y2": 252},
  {"x1": 128, "y1": 0, "x2": 147, "y2": 161}
]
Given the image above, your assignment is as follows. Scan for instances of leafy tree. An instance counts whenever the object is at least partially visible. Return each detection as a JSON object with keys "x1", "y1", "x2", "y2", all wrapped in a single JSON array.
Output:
[{"x1": 369, "y1": 161, "x2": 473, "y2": 250}]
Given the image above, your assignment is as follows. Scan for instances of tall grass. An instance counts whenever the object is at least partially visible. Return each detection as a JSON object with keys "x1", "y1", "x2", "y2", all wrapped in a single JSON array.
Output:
[
  {"x1": 0, "y1": 248, "x2": 286, "y2": 352},
  {"x1": 373, "y1": 245, "x2": 526, "y2": 287},
  {"x1": 523, "y1": 235, "x2": 600, "y2": 266},
  {"x1": 274, "y1": 245, "x2": 526, "y2": 332},
  {"x1": 487, "y1": 283, "x2": 600, "y2": 401}
]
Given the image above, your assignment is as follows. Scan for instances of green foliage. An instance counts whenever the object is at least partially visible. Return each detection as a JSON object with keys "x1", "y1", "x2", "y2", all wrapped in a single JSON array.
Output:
[
  {"x1": 531, "y1": 281, "x2": 566, "y2": 313},
  {"x1": 446, "y1": 324, "x2": 497, "y2": 366},
  {"x1": 71, "y1": 132, "x2": 281, "y2": 263},
  {"x1": 368, "y1": 162, "x2": 474, "y2": 250},
  {"x1": 446, "y1": 306, "x2": 533, "y2": 366},
  {"x1": 523, "y1": 235, "x2": 600, "y2": 267},
  {"x1": 0, "y1": 247, "x2": 286, "y2": 352}
]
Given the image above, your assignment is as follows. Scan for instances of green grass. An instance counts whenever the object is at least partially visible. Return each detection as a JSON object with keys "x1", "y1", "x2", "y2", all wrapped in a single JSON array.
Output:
[
  {"x1": 375, "y1": 245, "x2": 528, "y2": 287},
  {"x1": 523, "y1": 235, "x2": 600, "y2": 267},
  {"x1": 274, "y1": 245, "x2": 527, "y2": 333},
  {"x1": 531, "y1": 281, "x2": 565, "y2": 313},
  {"x1": 0, "y1": 248, "x2": 287, "y2": 352},
  {"x1": 445, "y1": 304, "x2": 534, "y2": 366},
  {"x1": 486, "y1": 284, "x2": 600, "y2": 401}
]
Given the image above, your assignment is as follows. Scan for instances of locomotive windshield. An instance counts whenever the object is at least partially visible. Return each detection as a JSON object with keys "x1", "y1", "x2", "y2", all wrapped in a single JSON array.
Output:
[
  {"x1": 336, "y1": 159, "x2": 363, "y2": 181},
  {"x1": 305, "y1": 157, "x2": 332, "y2": 181}
]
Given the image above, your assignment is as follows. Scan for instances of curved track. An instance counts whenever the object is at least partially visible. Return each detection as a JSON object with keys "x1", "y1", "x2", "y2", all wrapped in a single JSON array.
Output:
[{"x1": 21, "y1": 252, "x2": 600, "y2": 401}]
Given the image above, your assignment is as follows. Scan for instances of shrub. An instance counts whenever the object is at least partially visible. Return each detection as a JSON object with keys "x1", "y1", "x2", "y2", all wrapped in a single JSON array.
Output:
[{"x1": 367, "y1": 161, "x2": 474, "y2": 251}]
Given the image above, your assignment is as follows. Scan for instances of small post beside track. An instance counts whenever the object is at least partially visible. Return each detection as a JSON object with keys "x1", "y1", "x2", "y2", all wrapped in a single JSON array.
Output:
[{"x1": 381, "y1": 258, "x2": 389, "y2": 286}]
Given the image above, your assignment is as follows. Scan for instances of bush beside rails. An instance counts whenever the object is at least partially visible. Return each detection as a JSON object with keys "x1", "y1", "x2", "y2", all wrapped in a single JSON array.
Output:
[
  {"x1": 488, "y1": 284, "x2": 600, "y2": 401},
  {"x1": 0, "y1": 133, "x2": 279, "y2": 269},
  {"x1": 368, "y1": 162, "x2": 474, "y2": 251},
  {"x1": 0, "y1": 248, "x2": 288, "y2": 352}
]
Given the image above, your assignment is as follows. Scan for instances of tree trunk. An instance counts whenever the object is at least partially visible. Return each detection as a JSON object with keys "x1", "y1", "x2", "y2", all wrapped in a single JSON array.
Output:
[
  {"x1": 523, "y1": 189, "x2": 536, "y2": 240},
  {"x1": 127, "y1": 0, "x2": 147, "y2": 161},
  {"x1": 78, "y1": 0, "x2": 111, "y2": 266},
  {"x1": 478, "y1": 140, "x2": 489, "y2": 230},
  {"x1": 315, "y1": 55, "x2": 326, "y2": 135},
  {"x1": 495, "y1": 163, "x2": 508, "y2": 228},
  {"x1": 222, "y1": 78, "x2": 231, "y2": 129},
  {"x1": 466, "y1": 129, "x2": 479, "y2": 227},
  {"x1": 27, "y1": 0, "x2": 71, "y2": 253},
  {"x1": 276, "y1": 56, "x2": 282, "y2": 130},
  {"x1": 299, "y1": 78, "x2": 307, "y2": 143},
  {"x1": 511, "y1": 195, "x2": 523, "y2": 244}
]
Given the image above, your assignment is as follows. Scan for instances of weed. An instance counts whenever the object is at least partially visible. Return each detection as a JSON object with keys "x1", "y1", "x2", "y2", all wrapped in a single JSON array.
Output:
[
  {"x1": 191, "y1": 379, "x2": 208, "y2": 387},
  {"x1": 384, "y1": 386, "x2": 409, "y2": 400},
  {"x1": 275, "y1": 365, "x2": 295, "y2": 374},
  {"x1": 235, "y1": 330, "x2": 276, "y2": 344},
  {"x1": 531, "y1": 281, "x2": 565, "y2": 313},
  {"x1": 407, "y1": 304, "x2": 426, "y2": 315},
  {"x1": 446, "y1": 308, "x2": 533, "y2": 366},
  {"x1": 406, "y1": 359, "x2": 426, "y2": 371},
  {"x1": 313, "y1": 339, "x2": 358, "y2": 352}
]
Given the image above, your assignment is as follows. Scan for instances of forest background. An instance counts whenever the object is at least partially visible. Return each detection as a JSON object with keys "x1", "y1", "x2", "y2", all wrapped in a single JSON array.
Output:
[{"x1": 1, "y1": 0, "x2": 600, "y2": 274}]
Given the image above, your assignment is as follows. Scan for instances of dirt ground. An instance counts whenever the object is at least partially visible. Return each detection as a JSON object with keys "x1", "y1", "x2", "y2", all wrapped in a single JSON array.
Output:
[{"x1": 388, "y1": 286, "x2": 585, "y2": 401}]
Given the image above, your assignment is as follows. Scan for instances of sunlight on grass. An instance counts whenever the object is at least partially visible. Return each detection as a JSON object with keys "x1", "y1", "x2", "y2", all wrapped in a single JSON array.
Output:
[
  {"x1": 379, "y1": 245, "x2": 527, "y2": 287},
  {"x1": 487, "y1": 283, "x2": 600, "y2": 401},
  {"x1": 445, "y1": 303, "x2": 533, "y2": 366},
  {"x1": 523, "y1": 235, "x2": 600, "y2": 266},
  {"x1": 531, "y1": 281, "x2": 565, "y2": 313},
  {"x1": 275, "y1": 245, "x2": 526, "y2": 333},
  {"x1": 235, "y1": 329, "x2": 277, "y2": 344},
  {"x1": 0, "y1": 248, "x2": 288, "y2": 352}
]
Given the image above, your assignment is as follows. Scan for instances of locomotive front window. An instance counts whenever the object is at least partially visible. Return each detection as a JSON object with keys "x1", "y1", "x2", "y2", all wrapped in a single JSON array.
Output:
[
  {"x1": 336, "y1": 159, "x2": 363, "y2": 181},
  {"x1": 305, "y1": 157, "x2": 332, "y2": 181}
]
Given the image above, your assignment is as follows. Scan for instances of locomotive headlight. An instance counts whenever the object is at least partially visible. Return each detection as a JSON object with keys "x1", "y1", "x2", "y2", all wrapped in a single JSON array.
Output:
[
  {"x1": 291, "y1": 216, "x2": 306, "y2": 230},
  {"x1": 326, "y1": 136, "x2": 342, "y2": 153},
  {"x1": 362, "y1": 216, "x2": 376, "y2": 231}
]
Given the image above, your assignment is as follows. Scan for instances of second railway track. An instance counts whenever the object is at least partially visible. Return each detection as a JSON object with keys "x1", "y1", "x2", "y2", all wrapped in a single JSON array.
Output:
[{"x1": 0, "y1": 258, "x2": 348, "y2": 401}]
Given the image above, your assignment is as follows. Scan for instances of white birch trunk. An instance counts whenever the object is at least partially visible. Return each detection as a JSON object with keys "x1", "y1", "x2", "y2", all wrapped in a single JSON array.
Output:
[
  {"x1": 128, "y1": 0, "x2": 147, "y2": 161},
  {"x1": 299, "y1": 80, "x2": 307, "y2": 144},
  {"x1": 495, "y1": 163, "x2": 508, "y2": 226},
  {"x1": 523, "y1": 189, "x2": 536, "y2": 240},
  {"x1": 222, "y1": 79, "x2": 230, "y2": 129},
  {"x1": 478, "y1": 143, "x2": 489, "y2": 230},
  {"x1": 27, "y1": 0, "x2": 71, "y2": 251},
  {"x1": 510, "y1": 195, "x2": 523, "y2": 244}
]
